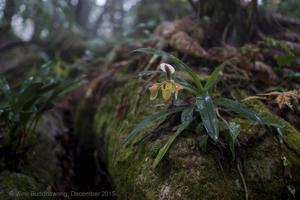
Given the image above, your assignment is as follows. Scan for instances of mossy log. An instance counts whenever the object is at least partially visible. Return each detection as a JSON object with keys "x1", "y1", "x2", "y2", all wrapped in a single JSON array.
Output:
[{"x1": 74, "y1": 70, "x2": 300, "y2": 200}]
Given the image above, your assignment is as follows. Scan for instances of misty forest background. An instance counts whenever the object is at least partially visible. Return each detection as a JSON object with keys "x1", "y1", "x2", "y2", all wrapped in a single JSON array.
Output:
[{"x1": 0, "y1": 0, "x2": 300, "y2": 200}]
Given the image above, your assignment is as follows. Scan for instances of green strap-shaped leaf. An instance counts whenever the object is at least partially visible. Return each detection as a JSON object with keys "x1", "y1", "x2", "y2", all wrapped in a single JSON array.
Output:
[
  {"x1": 203, "y1": 62, "x2": 226, "y2": 92},
  {"x1": 173, "y1": 76, "x2": 198, "y2": 95},
  {"x1": 153, "y1": 124, "x2": 187, "y2": 168},
  {"x1": 217, "y1": 98, "x2": 286, "y2": 129},
  {"x1": 261, "y1": 116, "x2": 286, "y2": 136},
  {"x1": 181, "y1": 107, "x2": 194, "y2": 125},
  {"x1": 38, "y1": 79, "x2": 85, "y2": 115},
  {"x1": 216, "y1": 98, "x2": 263, "y2": 123},
  {"x1": 133, "y1": 48, "x2": 203, "y2": 93},
  {"x1": 39, "y1": 81, "x2": 61, "y2": 93},
  {"x1": 15, "y1": 82, "x2": 44, "y2": 111},
  {"x1": 123, "y1": 107, "x2": 186, "y2": 146},
  {"x1": 0, "y1": 78, "x2": 13, "y2": 104},
  {"x1": 138, "y1": 70, "x2": 161, "y2": 77},
  {"x1": 227, "y1": 122, "x2": 240, "y2": 159},
  {"x1": 196, "y1": 92, "x2": 219, "y2": 142},
  {"x1": 153, "y1": 107, "x2": 193, "y2": 168},
  {"x1": 261, "y1": 116, "x2": 285, "y2": 128}
]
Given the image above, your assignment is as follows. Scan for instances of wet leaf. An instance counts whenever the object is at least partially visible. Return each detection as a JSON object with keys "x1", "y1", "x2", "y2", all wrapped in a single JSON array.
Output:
[
  {"x1": 181, "y1": 107, "x2": 194, "y2": 125},
  {"x1": 123, "y1": 107, "x2": 186, "y2": 146},
  {"x1": 261, "y1": 116, "x2": 285, "y2": 128},
  {"x1": 196, "y1": 93, "x2": 219, "y2": 142},
  {"x1": 216, "y1": 98, "x2": 263, "y2": 123},
  {"x1": 153, "y1": 123, "x2": 188, "y2": 168},
  {"x1": 227, "y1": 122, "x2": 240, "y2": 159},
  {"x1": 153, "y1": 108, "x2": 193, "y2": 168}
]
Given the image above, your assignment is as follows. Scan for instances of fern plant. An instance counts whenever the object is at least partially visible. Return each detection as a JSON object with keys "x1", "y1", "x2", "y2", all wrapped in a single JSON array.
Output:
[{"x1": 124, "y1": 48, "x2": 285, "y2": 168}]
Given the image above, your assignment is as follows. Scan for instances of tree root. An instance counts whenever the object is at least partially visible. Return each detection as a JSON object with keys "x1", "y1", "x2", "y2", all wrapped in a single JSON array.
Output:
[{"x1": 272, "y1": 13, "x2": 300, "y2": 28}]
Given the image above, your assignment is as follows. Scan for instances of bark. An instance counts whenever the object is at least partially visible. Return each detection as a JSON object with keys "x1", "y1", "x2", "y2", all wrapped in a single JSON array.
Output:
[{"x1": 76, "y1": 0, "x2": 92, "y2": 30}]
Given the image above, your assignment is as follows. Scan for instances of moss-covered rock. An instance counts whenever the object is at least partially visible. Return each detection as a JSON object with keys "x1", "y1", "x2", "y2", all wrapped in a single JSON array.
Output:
[
  {"x1": 90, "y1": 72, "x2": 300, "y2": 200},
  {"x1": 22, "y1": 112, "x2": 63, "y2": 187},
  {"x1": 0, "y1": 111, "x2": 64, "y2": 199},
  {"x1": 0, "y1": 171, "x2": 40, "y2": 200}
]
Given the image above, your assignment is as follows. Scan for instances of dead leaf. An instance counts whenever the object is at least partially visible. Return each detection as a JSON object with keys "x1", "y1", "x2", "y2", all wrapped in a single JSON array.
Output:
[{"x1": 243, "y1": 90, "x2": 300, "y2": 110}]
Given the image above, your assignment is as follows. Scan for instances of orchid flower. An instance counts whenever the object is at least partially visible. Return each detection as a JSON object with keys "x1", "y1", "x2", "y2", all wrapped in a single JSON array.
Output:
[{"x1": 149, "y1": 63, "x2": 183, "y2": 102}]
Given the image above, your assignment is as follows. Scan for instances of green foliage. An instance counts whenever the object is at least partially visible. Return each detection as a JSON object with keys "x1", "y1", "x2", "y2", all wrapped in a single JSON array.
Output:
[
  {"x1": 216, "y1": 98, "x2": 285, "y2": 129},
  {"x1": 0, "y1": 66, "x2": 83, "y2": 151},
  {"x1": 125, "y1": 48, "x2": 285, "y2": 168},
  {"x1": 240, "y1": 43, "x2": 260, "y2": 55},
  {"x1": 216, "y1": 98, "x2": 263, "y2": 123},
  {"x1": 152, "y1": 107, "x2": 193, "y2": 168},
  {"x1": 225, "y1": 122, "x2": 240, "y2": 159},
  {"x1": 196, "y1": 93, "x2": 219, "y2": 142},
  {"x1": 123, "y1": 107, "x2": 186, "y2": 146},
  {"x1": 260, "y1": 37, "x2": 296, "y2": 67},
  {"x1": 276, "y1": 54, "x2": 295, "y2": 67},
  {"x1": 287, "y1": 185, "x2": 296, "y2": 198},
  {"x1": 133, "y1": 48, "x2": 204, "y2": 94},
  {"x1": 203, "y1": 63, "x2": 226, "y2": 93},
  {"x1": 242, "y1": 38, "x2": 296, "y2": 68}
]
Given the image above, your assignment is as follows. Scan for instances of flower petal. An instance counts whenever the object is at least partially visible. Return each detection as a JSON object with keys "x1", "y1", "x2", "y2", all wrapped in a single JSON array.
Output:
[
  {"x1": 149, "y1": 83, "x2": 160, "y2": 100},
  {"x1": 160, "y1": 63, "x2": 175, "y2": 74},
  {"x1": 161, "y1": 87, "x2": 172, "y2": 102},
  {"x1": 161, "y1": 81, "x2": 176, "y2": 102},
  {"x1": 175, "y1": 83, "x2": 183, "y2": 99}
]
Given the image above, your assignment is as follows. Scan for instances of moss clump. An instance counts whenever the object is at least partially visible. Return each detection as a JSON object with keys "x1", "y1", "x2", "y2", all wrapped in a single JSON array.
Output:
[
  {"x1": 0, "y1": 112, "x2": 63, "y2": 200},
  {"x1": 246, "y1": 100, "x2": 300, "y2": 156},
  {"x1": 0, "y1": 171, "x2": 40, "y2": 200}
]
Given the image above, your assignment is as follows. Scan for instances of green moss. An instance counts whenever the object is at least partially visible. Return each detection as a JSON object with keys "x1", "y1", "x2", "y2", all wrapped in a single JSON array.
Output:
[
  {"x1": 246, "y1": 100, "x2": 300, "y2": 156},
  {"x1": 283, "y1": 129, "x2": 300, "y2": 156},
  {"x1": 0, "y1": 171, "x2": 40, "y2": 200},
  {"x1": 89, "y1": 73, "x2": 300, "y2": 199}
]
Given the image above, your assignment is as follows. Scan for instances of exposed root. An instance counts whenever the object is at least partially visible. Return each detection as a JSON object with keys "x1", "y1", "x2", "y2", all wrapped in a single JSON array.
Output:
[
  {"x1": 272, "y1": 13, "x2": 300, "y2": 28},
  {"x1": 253, "y1": 61, "x2": 278, "y2": 81},
  {"x1": 280, "y1": 40, "x2": 300, "y2": 55},
  {"x1": 276, "y1": 31, "x2": 300, "y2": 43}
]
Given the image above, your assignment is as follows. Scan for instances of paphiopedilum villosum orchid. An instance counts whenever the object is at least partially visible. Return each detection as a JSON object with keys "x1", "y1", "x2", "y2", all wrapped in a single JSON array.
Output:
[{"x1": 149, "y1": 63, "x2": 183, "y2": 102}]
